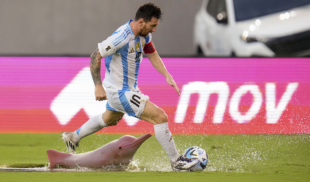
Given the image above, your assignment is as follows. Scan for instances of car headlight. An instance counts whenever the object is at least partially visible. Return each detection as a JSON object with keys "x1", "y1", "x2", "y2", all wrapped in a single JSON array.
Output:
[
  {"x1": 241, "y1": 36, "x2": 260, "y2": 43},
  {"x1": 241, "y1": 31, "x2": 268, "y2": 43}
]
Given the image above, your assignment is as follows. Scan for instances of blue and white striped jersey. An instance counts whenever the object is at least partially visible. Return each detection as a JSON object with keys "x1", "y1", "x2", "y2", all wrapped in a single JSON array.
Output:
[{"x1": 98, "y1": 19, "x2": 152, "y2": 91}]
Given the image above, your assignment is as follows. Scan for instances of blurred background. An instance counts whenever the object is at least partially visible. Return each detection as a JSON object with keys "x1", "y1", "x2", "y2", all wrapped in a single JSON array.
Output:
[{"x1": 0, "y1": 0, "x2": 201, "y2": 57}]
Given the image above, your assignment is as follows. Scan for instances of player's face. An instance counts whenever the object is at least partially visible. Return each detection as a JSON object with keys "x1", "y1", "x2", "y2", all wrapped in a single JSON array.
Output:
[{"x1": 139, "y1": 17, "x2": 159, "y2": 37}]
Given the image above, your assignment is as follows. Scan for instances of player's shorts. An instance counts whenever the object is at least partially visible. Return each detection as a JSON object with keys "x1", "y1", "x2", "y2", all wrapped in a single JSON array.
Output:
[{"x1": 105, "y1": 87, "x2": 149, "y2": 118}]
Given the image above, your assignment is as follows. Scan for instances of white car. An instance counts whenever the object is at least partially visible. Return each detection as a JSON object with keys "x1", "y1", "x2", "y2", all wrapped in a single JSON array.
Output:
[{"x1": 194, "y1": 0, "x2": 310, "y2": 57}]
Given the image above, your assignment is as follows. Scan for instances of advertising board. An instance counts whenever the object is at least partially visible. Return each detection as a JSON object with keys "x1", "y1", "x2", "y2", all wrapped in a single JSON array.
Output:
[{"x1": 0, "y1": 57, "x2": 309, "y2": 134}]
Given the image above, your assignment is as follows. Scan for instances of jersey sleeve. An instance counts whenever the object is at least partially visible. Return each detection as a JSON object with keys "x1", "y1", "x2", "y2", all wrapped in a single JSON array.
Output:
[
  {"x1": 98, "y1": 29, "x2": 129, "y2": 57},
  {"x1": 143, "y1": 33, "x2": 156, "y2": 54},
  {"x1": 145, "y1": 33, "x2": 152, "y2": 44}
]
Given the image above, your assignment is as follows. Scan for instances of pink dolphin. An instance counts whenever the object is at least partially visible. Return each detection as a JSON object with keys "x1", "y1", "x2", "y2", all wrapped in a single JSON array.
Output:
[{"x1": 47, "y1": 133, "x2": 152, "y2": 169}]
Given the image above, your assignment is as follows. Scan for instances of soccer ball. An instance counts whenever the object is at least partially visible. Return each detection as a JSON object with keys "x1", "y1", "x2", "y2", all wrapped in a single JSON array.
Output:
[{"x1": 183, "y1": 146, "x2": 208, "y2": 171}]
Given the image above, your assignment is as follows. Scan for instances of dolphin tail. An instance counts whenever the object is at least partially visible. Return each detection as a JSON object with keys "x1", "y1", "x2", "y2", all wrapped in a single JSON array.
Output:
[{"x1": 47, "y1": 149, "x2": 71, "y2": 169}]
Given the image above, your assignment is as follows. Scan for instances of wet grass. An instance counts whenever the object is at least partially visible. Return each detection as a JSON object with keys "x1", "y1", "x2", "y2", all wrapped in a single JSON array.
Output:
[{"x1": 0, "y1": 133, "x2": 309, "y2": 181}]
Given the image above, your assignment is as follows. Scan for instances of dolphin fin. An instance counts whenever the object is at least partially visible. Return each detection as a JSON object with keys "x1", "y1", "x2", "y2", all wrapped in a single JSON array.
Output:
[{"x1": 47, "y1": 149, "x2": 71, "y2": 169}]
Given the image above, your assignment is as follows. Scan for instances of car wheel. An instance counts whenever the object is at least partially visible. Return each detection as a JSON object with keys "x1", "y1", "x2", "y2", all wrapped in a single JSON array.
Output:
[
  {"x1": 197, "y1": 46, "x2": 204, "y2": 56},
  {"x1": 231, "y1": 51, "x2": 236, "y2": 57}
]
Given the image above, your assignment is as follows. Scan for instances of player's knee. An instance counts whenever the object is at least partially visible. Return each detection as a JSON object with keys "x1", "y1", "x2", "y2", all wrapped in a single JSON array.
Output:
[
  {"x1": 155, "y1": 108, "x2": 168, "y2": 124},
  {"x1": 108, "y1": 122, "x2": 118, "y2": 126},
  {"x1": 102, "y1": 111, "x2": 124, "y2": 126},
  {"x1": 103, "y1": 115, "x2": 122, "y2": 126},
  {"x1": 104, "y1": 118, "x2": 120, "y2": 126}
]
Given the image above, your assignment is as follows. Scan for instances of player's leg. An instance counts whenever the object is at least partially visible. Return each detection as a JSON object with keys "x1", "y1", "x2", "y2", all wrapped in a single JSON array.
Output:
[
  {"x1": 62, "y1": 110, "x2": 124, "y2": 154},
  {"x1": 106, "y1": 89, "x2": 198, "y2": 170},
  {"x1": 75, "y1": 110, "x2": 124, "y2": 140},
  {"x1": 140, "y1": 101, "x2": 179, "y2": 161},
  {"x1": 140, "y1": 101, "x2": 199, "y2": 170}
]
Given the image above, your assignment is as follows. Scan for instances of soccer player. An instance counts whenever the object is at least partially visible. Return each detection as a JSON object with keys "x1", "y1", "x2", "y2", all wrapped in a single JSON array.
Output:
[{"x1": 62, "y1": 3, "x2": 198, "y2": 171}]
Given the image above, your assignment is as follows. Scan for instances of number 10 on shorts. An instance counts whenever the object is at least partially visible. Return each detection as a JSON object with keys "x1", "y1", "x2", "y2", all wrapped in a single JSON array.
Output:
[{"x1": 130, "y1": 94, "x2": 141, "y2": 107}]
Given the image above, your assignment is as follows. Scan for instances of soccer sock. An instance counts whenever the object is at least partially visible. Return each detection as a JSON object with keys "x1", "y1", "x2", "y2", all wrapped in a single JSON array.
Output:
[
  {"x1": 74, "y1": 114, "x2": 108, "y2": 142},
  {"x1": 154, "y1": 122, "x2": 180, "y2": 162}
]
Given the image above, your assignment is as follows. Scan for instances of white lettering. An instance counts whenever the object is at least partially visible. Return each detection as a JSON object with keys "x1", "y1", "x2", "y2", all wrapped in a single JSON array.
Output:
[
  {"x1": 266, "y1": 83, "x2": 298, "y2": 124},
  {"x1": 229, "y1": 85, "x2": 262, "y2": 123},
  {"x1": 175, "y1": 82, "x2": 229, "y2": 124},
  {"x1": 50, "y1": 67, "x2": 139, "y2": 126}
]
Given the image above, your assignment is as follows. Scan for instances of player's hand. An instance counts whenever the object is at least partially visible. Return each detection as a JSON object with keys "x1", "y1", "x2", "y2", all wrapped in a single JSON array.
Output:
[
  {"x1": 166, "y1": 75, "x2": 180, "y2": 95},
  {"x1": 95, "y1": 85, "x2": 107, "y2": 101}
]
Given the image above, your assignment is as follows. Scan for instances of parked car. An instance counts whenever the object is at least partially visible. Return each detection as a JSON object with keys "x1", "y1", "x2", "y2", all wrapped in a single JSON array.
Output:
[{"x1": 194, "y1": 0, "x2": 310, "y2": 57}]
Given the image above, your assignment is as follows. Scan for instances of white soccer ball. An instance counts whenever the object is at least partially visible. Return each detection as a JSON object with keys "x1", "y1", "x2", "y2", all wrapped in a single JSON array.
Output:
[{"x1": 182, "y1": 146, "x2": 208, "y2": 171}]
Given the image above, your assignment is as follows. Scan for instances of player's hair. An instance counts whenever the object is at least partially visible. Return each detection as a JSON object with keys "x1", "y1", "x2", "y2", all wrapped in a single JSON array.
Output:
[{"x1": 135, "y1": 3, "x2": 163, "y2": 22}]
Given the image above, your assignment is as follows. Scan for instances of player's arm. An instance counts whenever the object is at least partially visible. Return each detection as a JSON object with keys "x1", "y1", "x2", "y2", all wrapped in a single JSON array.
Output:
[
  {"x1": 90, "y1": 48, "x2": 107, "y2": 101},
  {"x1": 91, "y1": 31, "x2": 127, "y2": 101},
  {"x1": 146, "y1": 46, "x2": 180, "y2": 95}
]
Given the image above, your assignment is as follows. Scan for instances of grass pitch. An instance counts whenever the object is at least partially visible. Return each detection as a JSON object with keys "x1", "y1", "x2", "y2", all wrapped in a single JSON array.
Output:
[{"x1": 0, "y1": 133, "x2": 309, "y2": 182}]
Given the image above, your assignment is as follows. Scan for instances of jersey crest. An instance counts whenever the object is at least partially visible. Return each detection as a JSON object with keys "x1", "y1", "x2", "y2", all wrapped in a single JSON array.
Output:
[
  {"x1": 136, "y1": 42, "x2": 141, "y2": 52},
  {"x1": 141, "y1": 39, "x2": 146, "y2": 48}
]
